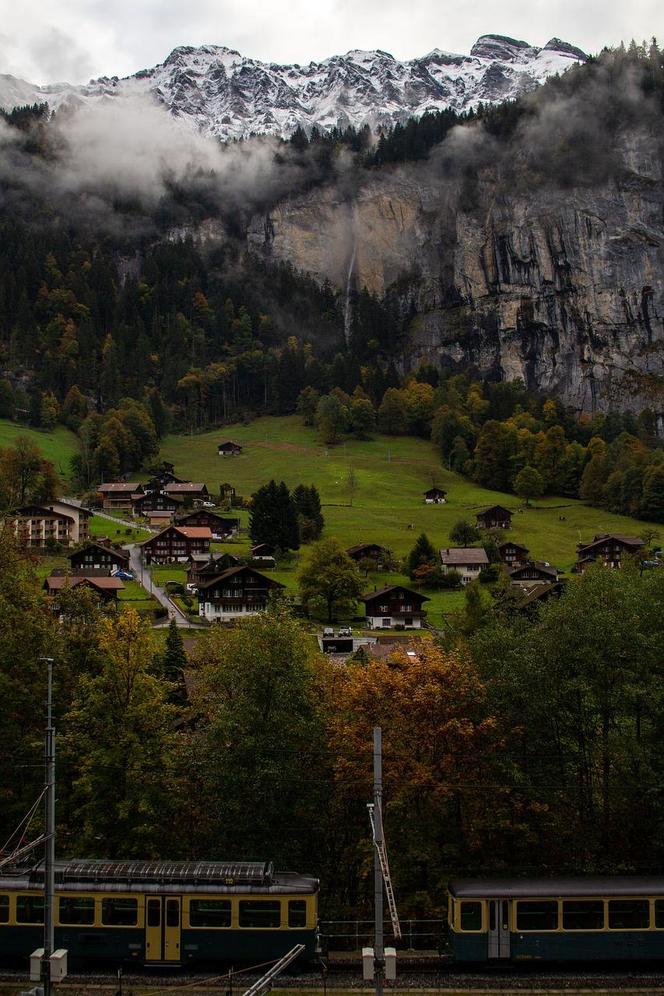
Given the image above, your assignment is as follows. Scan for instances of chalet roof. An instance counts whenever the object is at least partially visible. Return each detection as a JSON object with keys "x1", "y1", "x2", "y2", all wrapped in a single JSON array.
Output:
[
  {"x1": 440, "y1": 547, "x2": 489, "y2": 566},
  {"x1": 162, "y1": 482, "x2": 207, "y2": 493},
  {"x1": 577, "y1": 533, "x2": 643, "y2": 553},
  {"x1": 196, "y1": 566, "x2": 284, "y2": 591},
  {"x1": 97, "y1": 482, "x2": 141, "y2": 492},
  {"x1": 360, "y1": 585, "x2": 430, "y2": 604},
  {"x1": 146, "y1": 511, "x2": 173, "y2": 518},
  {"x1": 498, "y1": 540, "x2": 529, "y2": 553},
  {"x1": 67, "y1": 541, "x2": 129, "y2": 562},
  {"x1": 516, "y1": 582, "x2": 563, "y2": 608},
  {"x1": 140, "y1": 525, "x2": 212, "y2": 545},
  {"x1": 509, "y1": 560, "x2": 559, "y2": 579},
  {"x1": 44, "y1": 575, "x2": 125, "y2": 592},
  {"x1": 177, "y1": 510, "x2": 237, "y2": 524},
  {"x1": 14, "y1": 505, "x2": 74, "y2": 521},
  {"x1": 218, "y1": 440, "x2": 242, "y2": 448},
  {"x1": 424, "y1": 486, "x2": 447, "y2": 495},
  {"x1": 477, "y1": 504, "x2": 512, "y2": 518},
  {"x1": 347, "y1": 543, "x2": 386, "y2": 556}
]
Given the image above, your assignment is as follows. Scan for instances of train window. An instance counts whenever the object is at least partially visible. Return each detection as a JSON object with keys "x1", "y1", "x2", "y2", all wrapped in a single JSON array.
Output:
[
  {"x1": 239, "y1": 901, "x2": 281, "y2": 928},
  {"x1": 655, "y1": 901, "x2": 664, "y2": 928},
  {"x1": 288, "y1": 900, "x2": 307, "y2": 928},
  {"x1": 517, "y1": 901, "x2": 558, "y2": 931},
  {"x1": 16, "y1": 896, "x2": 44, "y2": 924},
  {"x1": 0, "y1": 896, "x2": 8, "y2": 924},
  {"x1": 102, "y1": 898, "x2": 138, "y2": 926},
  {"x1": 190, "y1": 900, "x2": 232, "y2": 928},
  {"x1": 460, "y1": 901, "x2": 482, "y2": 931},
  {"x1": 608, "y1": 900, "x2": 649, "y2": 929},
  {"x1": 147, "y1": 899, "x2": 160, "y2": 927},
  {"x1": 166, "y1": 900, "x2": 180, "y2": 927},
  {"x1": 562, "y1": 900, "x2": 604, "y2": 930},
  {"x1": 59, "y1": 897, "x2": 95, "y2": 925}
]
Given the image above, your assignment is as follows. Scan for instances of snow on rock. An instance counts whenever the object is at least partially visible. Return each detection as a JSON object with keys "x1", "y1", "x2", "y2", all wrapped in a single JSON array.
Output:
[{"x1": 0, "y1": 35, "x2": 586, "y2": 141}]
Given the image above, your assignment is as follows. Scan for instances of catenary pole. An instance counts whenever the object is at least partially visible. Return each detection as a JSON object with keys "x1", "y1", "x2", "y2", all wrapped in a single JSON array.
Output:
[
  {"x1": 373, "y1": 727, "x2": 384, "y2": 996},
  {"x1": 41, "y1": 657, "x2": 55, "y2": 996}
]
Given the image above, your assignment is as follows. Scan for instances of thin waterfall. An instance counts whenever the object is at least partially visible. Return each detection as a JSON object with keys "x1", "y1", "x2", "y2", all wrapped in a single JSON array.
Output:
[{"x1": 343, "y1": 242, "x2": 357, "y2": 346}]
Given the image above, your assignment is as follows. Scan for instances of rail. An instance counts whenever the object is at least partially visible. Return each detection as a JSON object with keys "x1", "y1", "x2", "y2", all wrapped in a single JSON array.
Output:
[{"x1": 319, "y1": 918, "x2": 445, "y2": 951}]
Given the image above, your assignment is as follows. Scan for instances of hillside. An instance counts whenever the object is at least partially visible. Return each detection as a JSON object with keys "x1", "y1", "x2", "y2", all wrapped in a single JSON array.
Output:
[
  {"x1": 0, "y1": 421, "x2": 78, "y2": 481},
  {"x1": 159, "y1": 416, "x2": 653, "y2": 572}
]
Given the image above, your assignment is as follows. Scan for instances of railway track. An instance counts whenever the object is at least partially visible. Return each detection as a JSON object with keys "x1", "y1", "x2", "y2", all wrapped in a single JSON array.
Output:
[{"x1": 6, "y1": 963, "x2": 664, "y2": 994}]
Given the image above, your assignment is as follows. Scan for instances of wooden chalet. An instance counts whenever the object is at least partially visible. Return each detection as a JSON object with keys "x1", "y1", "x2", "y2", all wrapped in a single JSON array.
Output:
[
  {"x1": 162, "y1": 482, "x2": 209, "y2": 503},
  {"x1": 423, "y1": 487, "x2": 447, "y2": 504},
  {"x1": 176, "y1": 509, "x2": 240, "y2": 539},
  {"x1": 498, "y1": 540, "x2": 529, "y2": 567},
  {"x1": 197, "y1": 566, "x2": 284, "y2": 622},
  {"x1": 346, "y1": 543, "x2": 388, "y2": 564},
  {"x1": 67, "y1": 540, "x2": 129, "y2": 576},
  {"x1": 476, "y1": 504, "x2": 512, "y2": 529},
  {"x1": 186, "y1": 552, "x2": 241, "y2": 586},
  {"x1": 43, "y1": 574, "x2": 124, "y2": 604},
  {"x1": 360, "y1": 585, "x2": 429, "y2": 630},
  {"x1": 97, "y1": 482, "x2": 143, "y2": 510},
  {"x1": 515, "y1": 581, "x2": 563, "y2": 613},
  {"x1": 144, "y1": 462, "x2": 185, "y2": 490},
  {"x1": 509, "y1": 561, "x2": 560, "y2": 585},
  {"x1": 218, "y1": 440, "x2": 243, "y2": 456},
  {"x1": 575, "y1": 534, "x2": 643, "y2": 572},
  {"x1": 440, "y1": 547, "x2": 489, "y2": 585},
  {"x1": 132, "y1": 491, "x2": 181, "y2": 517},
  {"x1": 251, "y1": 542, "x2": 275, "y2": 558},
  {"x1": 140, "y1": 525, "x2": 212, "y2": 564}
]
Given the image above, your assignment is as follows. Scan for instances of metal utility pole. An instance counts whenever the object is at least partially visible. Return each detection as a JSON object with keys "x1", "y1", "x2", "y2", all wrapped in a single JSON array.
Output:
[
  {"x1": 41, "y1": 657, "x2": 55, "y2": 996},
  {"x1": 373, "y1": 727, "x2": 384, "y2": 996}
]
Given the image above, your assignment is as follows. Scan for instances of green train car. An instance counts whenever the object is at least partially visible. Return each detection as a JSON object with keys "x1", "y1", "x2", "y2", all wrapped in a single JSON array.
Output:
[
  {"x1": 0, "y1": 859, "x2": 318, "y2": 967},
  {"x1": 449, "y1": 877, "x2": 664, "y2": 962}
]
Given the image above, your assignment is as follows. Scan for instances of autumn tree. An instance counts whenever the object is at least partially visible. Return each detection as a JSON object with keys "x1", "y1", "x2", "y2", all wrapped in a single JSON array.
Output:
[
  {"x1": 326, "y1": 646, "x2": 516, "y2": 914},
  {"x1": 0, "y1": 436, "x2": 59, "y2": 510}
]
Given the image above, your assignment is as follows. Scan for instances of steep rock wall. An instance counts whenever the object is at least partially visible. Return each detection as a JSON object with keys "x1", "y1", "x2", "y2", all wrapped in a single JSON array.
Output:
[{"x1": 247, "y1": 136, "x2": 664, "y2": 414}]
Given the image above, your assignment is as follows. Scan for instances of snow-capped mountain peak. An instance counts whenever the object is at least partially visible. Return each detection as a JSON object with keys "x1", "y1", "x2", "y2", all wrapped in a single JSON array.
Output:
[{"x1": 0, "y1": 35, "x2": 587, "y2": 141}]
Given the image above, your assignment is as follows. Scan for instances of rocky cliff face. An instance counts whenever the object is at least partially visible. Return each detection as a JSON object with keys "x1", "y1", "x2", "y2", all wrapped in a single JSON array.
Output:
[{"x1": 248, "y1": 133, "x2": 664, "y2": 414}]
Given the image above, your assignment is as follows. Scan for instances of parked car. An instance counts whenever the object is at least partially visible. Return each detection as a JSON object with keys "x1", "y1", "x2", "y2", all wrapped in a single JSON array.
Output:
[
  {"x1": 185, "y1": 582, "x2": 198, "y2": 592},
  {"x1": 112, "y1": 569, "x2": 134, "y2": 580},
  {"x1": 202, "y1": 501, "x2": 216, "y2": 508},
  {"x1": 338, "y1": 625, "x2": 352, "y2": 637},
  {"x1": 323, "y1": 627, "x2": 334, "y2": 638}
]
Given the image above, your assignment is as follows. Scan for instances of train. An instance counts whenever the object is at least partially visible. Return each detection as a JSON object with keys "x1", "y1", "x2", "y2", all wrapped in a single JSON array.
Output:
[
  {"x1": 4, "y1": 859, "x2": 664, "y2": 968},
  {"x1": 0, "y1": 859, "x2": 319, "y2": 966},
  {"x1": 449, "y1": 876, "x2": 664, "y2": 962}
]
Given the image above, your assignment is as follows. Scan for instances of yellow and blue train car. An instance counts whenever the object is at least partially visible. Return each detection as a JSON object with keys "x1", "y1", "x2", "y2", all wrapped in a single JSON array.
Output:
[
  {"x1": 449, "y1": 877, "x2": 664, "y2": 962},
  {"x1": 0, "y1": 859, "x2": 318, "y2": 967}
]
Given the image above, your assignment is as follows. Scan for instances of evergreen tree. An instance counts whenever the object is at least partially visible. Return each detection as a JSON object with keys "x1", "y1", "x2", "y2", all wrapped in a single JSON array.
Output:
[
  {"x1": 163, "y1": 618, "x2": 187, "y2": 703},
  {"x1": 407, "y1": 533, "x2": 437, "y2": 579}
]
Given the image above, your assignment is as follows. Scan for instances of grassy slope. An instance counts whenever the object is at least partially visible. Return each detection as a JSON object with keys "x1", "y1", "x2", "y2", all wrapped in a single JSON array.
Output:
[
  {"x1": 158, "y1": 416, "x2": 654, "y2": 625},
  {"x1": 0, "y1": 421, "x2": 78, "y2": 480}
]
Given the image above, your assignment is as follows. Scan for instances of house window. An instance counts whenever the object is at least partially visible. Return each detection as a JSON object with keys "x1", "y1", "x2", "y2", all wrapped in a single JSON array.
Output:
[{"x1": 382, "y1": 618, "x2": 391, "y2": 627}]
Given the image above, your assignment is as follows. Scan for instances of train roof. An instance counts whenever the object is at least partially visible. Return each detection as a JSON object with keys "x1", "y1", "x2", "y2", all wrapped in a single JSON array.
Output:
[
  {"x1": 0, "y1": 860, "x2": 318, "y2": 895},
  {"x1": 449, "y1": 877, "x2": 664, "y2": 898}
]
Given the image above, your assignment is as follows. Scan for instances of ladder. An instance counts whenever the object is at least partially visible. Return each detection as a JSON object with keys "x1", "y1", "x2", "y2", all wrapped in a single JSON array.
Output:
[
  {"x1": 368, "y1": 802, "x2": 401, "y2": 940},
  {"x1": 241, "y1": 945, "x2": 305, "y2": 996}
]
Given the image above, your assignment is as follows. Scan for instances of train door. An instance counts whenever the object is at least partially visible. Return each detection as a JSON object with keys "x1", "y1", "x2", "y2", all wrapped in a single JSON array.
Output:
[
  {"x1": 487, "y1": 899, "x2": 511, "y2": 959},
  {"x1": 145, "y1": 897, "x2": 181, "y2": 962}
]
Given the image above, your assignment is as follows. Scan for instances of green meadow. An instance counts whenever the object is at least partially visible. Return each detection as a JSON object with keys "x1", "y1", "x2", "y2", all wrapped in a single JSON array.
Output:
[
  {"x1": 0, "y1": 421, "x2": 78, "y2": 480},
  {"x1": 159, "y1": 415, "x2": 653, "y2": 573}
]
